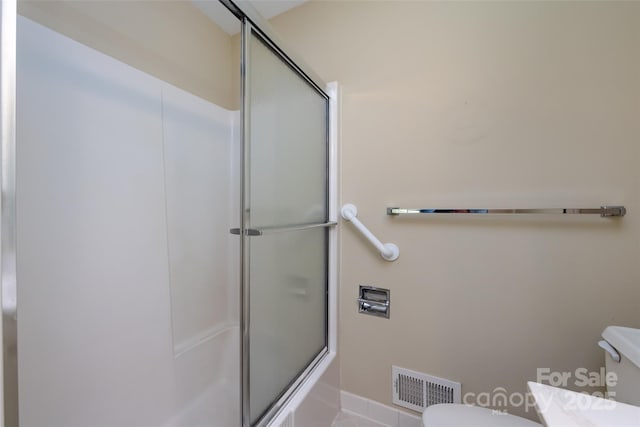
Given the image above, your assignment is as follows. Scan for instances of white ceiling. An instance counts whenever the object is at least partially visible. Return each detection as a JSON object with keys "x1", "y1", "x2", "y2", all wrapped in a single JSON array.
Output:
[{"x1": 192, "y1": 0, "x2": 308, "y2": 35}]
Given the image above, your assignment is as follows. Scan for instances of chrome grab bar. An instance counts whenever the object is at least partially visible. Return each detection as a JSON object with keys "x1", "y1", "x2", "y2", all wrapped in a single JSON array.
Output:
[{"x1": 387, "y1": 206, "x2": 626, "y2": 218}]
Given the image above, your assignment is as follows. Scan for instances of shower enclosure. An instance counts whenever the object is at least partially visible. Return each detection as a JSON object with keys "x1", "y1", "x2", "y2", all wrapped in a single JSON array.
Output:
[{"x1": 0, "y1": 1, "x2": 337, "y2": 426}]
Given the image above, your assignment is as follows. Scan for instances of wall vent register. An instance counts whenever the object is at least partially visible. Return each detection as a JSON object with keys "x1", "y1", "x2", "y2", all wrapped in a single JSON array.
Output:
[{"x1": 392, "y1": 366, "x2": 461, "y2": 412}]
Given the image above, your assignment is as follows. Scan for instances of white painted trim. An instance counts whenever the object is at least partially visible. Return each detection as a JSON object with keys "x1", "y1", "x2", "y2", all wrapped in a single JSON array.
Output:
[
  {"x1": 340, "y1": 391, "x2": 423, "y2": 427},
  {"x1": 327, "y1": 80, "x2": 339, "y2": 355}
]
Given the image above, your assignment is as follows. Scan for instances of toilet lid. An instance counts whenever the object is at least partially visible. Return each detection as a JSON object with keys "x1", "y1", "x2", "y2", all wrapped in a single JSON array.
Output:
[{"x1": 422, "y1": 404, "x2": 541, "y2": 427}]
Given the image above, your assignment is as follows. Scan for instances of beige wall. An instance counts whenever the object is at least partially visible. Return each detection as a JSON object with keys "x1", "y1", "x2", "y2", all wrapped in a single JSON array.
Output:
[
  {"x1": 14, "y1": 0, "x2": 640, "y2": 421},
  {"x1": 18, "y1": 0, "x2": 238, "y2": 109},
  {"x1": 271, "y1": 0, "x2": 640, "y2": 420}
]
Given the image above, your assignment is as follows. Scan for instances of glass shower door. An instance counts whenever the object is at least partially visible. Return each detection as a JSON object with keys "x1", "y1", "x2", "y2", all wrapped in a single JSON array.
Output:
[{"x1": 241, "y1": 22, "x2": 331, "y2": 426}]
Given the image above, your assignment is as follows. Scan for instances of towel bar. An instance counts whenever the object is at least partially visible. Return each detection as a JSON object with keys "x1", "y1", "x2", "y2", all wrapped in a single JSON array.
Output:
[{"x1": 387, "y1": 206, "x2": 626, "y2": 218}]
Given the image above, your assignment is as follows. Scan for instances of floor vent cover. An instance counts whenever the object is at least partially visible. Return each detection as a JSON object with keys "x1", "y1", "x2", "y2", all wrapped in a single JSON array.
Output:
[{"x1": 392, "y1": 366, "x2": 461, "y2": 412}]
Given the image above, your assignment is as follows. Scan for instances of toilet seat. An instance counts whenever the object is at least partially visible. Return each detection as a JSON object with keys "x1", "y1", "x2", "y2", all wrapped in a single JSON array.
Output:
[{"x1": 422, "y1": 404, "x2": 541, "y2": 427}]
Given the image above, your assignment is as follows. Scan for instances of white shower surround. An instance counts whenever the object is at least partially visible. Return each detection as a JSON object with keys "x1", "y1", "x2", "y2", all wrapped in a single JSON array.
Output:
[
  {"x1": 17, "y1": 16, "x2": 240, "y2": 426},
  {"x1": 15, "y1": 14, "x2": 339, "y2": 427}
]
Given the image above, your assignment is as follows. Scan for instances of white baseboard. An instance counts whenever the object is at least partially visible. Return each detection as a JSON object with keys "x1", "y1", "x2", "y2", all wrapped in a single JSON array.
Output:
[{"x1": 340, "y1": 391, "x2": 422, "y2": 427}]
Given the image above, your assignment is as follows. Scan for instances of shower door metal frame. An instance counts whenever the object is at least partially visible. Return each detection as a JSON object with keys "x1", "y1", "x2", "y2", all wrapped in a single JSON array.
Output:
[
  {"x1": 1, "y1": 1, "x2": 336, "y2": 425},
  {"x1": 221, "y1": 1, "x2": 334, "y2": 426},
  {"x1": 1, "y1": 0, "x2": 19, "y2": 425},
  {"x1": 240, "y1": 19, "x2": 331, "y2": 427}
]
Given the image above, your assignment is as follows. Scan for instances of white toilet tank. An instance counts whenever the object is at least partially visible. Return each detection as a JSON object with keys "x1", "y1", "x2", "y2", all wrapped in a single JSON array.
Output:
[{"x1": 600, "y1": 326, "x2": 640, "y2": 406}]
